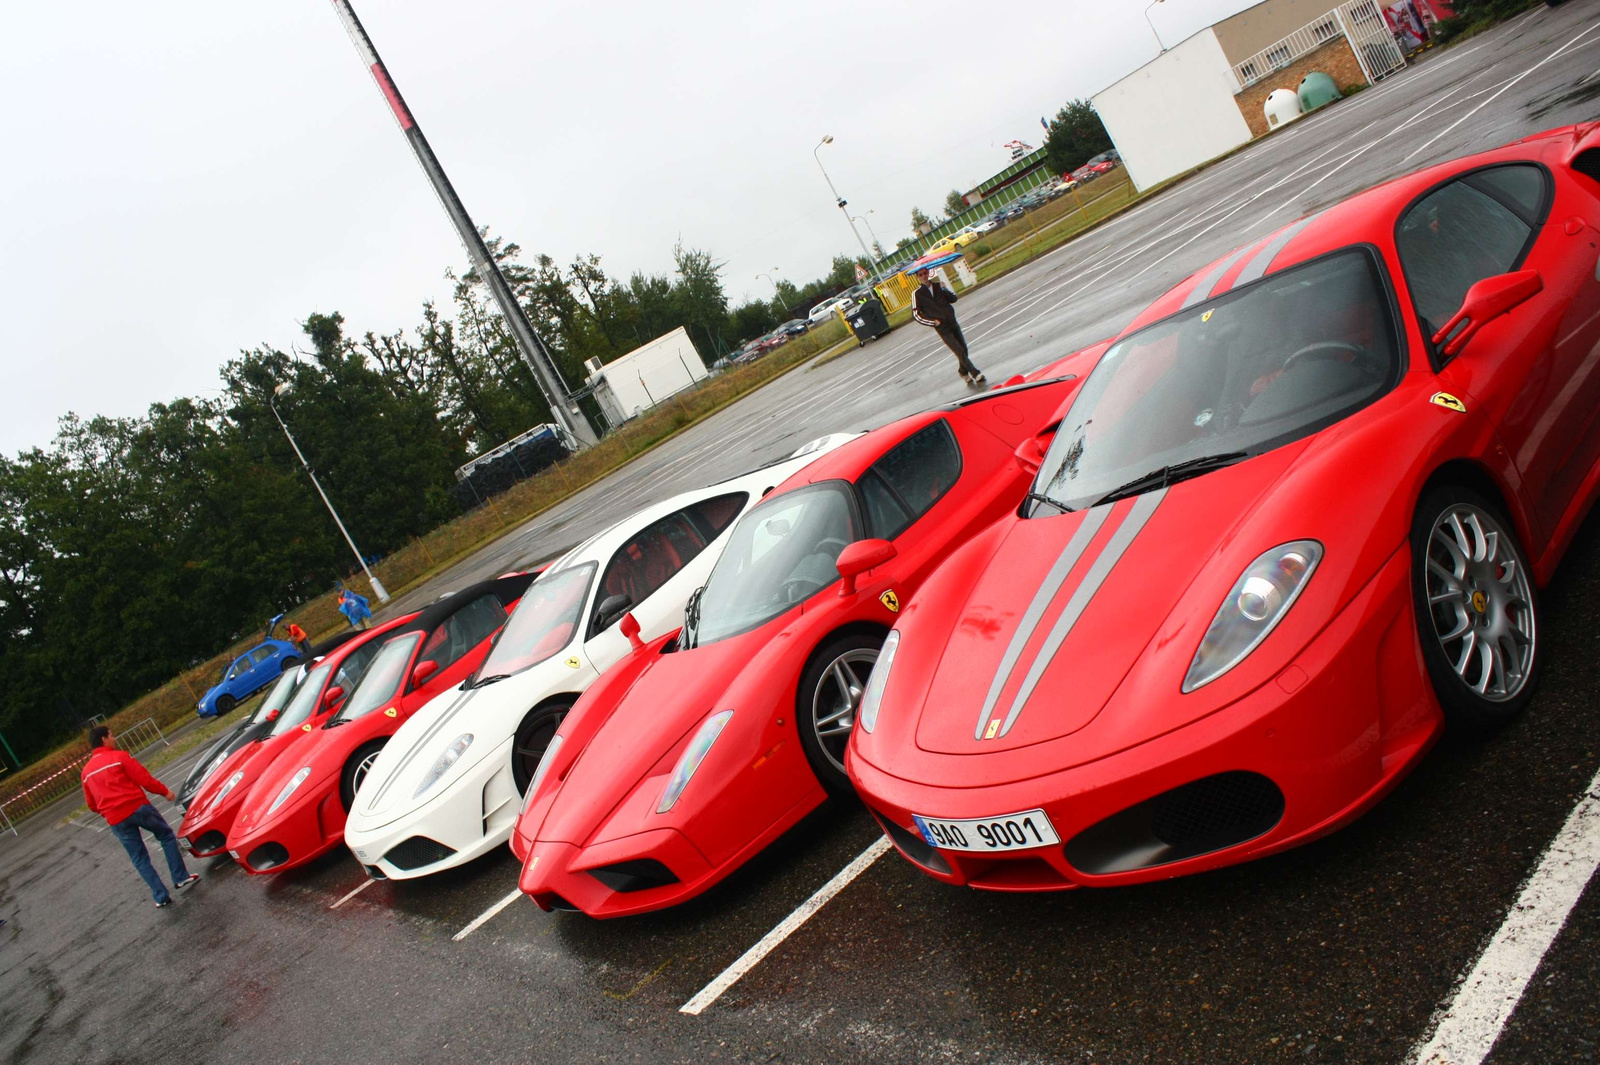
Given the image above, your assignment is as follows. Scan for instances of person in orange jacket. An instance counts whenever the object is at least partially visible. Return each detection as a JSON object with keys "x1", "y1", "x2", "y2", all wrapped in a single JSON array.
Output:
[
  {"x1": 81, "y1": 726, "x2": 199, "y2": 908},
  {"x1": 284, "y1": 621, "x2": 311, "y2": 657}
]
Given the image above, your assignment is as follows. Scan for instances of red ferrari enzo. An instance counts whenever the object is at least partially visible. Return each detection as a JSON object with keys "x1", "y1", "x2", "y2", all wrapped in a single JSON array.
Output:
[
  {"x1": 511, "y1": 362, "x2": 1096, "y2": 916},
  {"x1": 226, "y1": 574, "x2": 530, "y2": 874},
  {"x1": 179, "y1": 615, "x2": 412, "y2": 858},
  {"x1": 848, "y1": 125, "x2": 1600, "y2": 890}
]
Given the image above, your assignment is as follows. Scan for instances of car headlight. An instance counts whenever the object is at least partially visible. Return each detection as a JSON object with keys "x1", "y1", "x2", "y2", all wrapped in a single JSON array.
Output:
[
  {"x1": 196, "y1": 748, "x2": 231, "y2": 790},
  {"x1": 268, "y1": 767, "x2": 312, "y2": 815},
  {"x1": 414, "y1": 734, "x2": 473, "y2": 799},
  {"x1": 206, "y1": 771, "x2": 245, "y2": 814},
  {"x1": 856, "y1": 630, "x2": 899, "y2": 734},
  {"x1": 1183, "y1": 540, "x2": 1323, "y2": 693},
  {"x1": 657, "y1": 711, "x2": 732, "y2": 814},
  {"x1": 521, "y1": 734, "x2": 564, "y2": 815}
]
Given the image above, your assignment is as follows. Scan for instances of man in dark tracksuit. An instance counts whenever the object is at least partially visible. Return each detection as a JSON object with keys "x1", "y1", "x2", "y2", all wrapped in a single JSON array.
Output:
[{"x1": 912, "y1": 267, "x2": 984, "y2": 385}]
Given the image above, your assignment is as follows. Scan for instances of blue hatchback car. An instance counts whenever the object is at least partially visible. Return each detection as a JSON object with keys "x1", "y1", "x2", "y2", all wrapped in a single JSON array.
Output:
[{"x1": 196, "y1": 618, "x2": 305, "y2": 718}]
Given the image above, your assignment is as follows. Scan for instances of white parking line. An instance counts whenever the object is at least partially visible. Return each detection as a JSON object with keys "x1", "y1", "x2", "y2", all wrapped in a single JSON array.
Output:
[
  {"x1": 680, "y1": 836, "x2": 891, "y2": 1016},
  {"x1": 330, "y1": 877, "x2": 376, "y2": 910},
  {"x1": 452, "y1": 887, "x2": 525, "y2": 941},
  {"x1": 1408, "y1": 765, "x2": 1600, "y2": 1065}
]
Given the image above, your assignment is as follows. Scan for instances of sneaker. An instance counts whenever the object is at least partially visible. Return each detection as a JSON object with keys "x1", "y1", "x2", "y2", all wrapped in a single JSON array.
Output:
[
  {"x1": 175, "y1": 874, "x2": 200, "y2": 891},
  {"x1": 972, "y1": 372, "x2": 987, "y2": 384},
  {"x1": 155, "y1": 900, "x2": 172, "y2": 909}
]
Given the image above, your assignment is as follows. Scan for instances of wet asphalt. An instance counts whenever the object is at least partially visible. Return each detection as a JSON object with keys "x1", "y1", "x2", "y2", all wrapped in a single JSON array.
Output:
[{"x1": 4, "y1": 4, "x2": 1600, "y2": 1062}]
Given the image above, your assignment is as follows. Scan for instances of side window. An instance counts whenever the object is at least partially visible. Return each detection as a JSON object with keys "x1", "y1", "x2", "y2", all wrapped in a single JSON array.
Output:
[
  {"x1": 251, "y1": 646, "x2": 277, "y2": 666},
  {"x1": 420, "y1": 596, "x2": 507, "y2": 672},
  {"x1": 227, "y1": 656, "x2": 251, "y2": 680},
  {"x1": 591, "y1": 511, "x2": 711, "y2": 635},
  {"x1": 332, "y1": 642, "x2": 382, "y2": 694},
  {"x1": 684, "y1": 492, "x2": 749, "y2": 542},
  {"x1": 1396, "y1": 166, "x2": 1544, "y2": 341},
  {"x1": 854, "y1": 420, "x2": 963, "y2": 539}
]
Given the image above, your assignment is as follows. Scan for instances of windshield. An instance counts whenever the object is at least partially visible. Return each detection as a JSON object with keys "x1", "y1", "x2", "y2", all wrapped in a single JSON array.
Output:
[
  {"x1": 1033, "y1": 249, "x2": 1398, "y2": 512},
  {"x1": 335, "y1": 632, "x2": 422, "y2": 723},
  {"x1": 271, "y1": 661, "x2": 333, "y2": 736},
  {"x1": 690, "y1": 483, "x2": 859, "y2": 646},
  {"x1": 250, "y1": 668, "x2": 303, "y2": 725},
  {"x1": 471, "y1": 563, "x2": 595, "y2": 681}
]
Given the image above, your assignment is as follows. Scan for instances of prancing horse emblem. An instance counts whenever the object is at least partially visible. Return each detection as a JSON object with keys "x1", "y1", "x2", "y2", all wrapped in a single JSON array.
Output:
[
  {"x1": 1430, "y1": 391, "x2": 1467, "y2": 413},
  {"x1": 384, "y1": 707, "x2": 397, "y2": 718},
  {"x1": 880, "y1": 589, "x2": 900, "y2": 613},
  {"x1": 565, "y1": 656, "x2": 581, "y2": 669}
]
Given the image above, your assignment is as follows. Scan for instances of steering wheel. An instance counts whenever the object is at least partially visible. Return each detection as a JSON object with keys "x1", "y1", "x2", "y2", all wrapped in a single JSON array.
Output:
[
  {"x1": 779, "y1": 578, "x2": 817, "y2": 604},
  {"x1": 817, "y1": 537, "x2": 850, "y2": 557},
  {"x1": 1283, "y1": 340, "x2": 1374, "y2": 374}
]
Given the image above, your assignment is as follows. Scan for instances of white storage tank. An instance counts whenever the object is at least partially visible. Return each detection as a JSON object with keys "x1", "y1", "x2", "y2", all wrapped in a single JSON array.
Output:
[{"x1": 1264, "y1": 89, "x2": 1303, "y2": 130}]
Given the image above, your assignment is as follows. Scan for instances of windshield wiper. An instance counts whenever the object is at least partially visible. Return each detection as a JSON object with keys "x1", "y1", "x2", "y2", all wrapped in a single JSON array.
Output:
[
  {"x1": 468, "y1": 673, "x2": 511, "y2": 690},
  {"x1": 324, "y1": 718, "x2": 350, "y2": 729},
  {"x1": 1091, "y1": 452, "x2": 1249, "y2": 508},
  {"x1": 1025, "y1": 490, "x2": 1070, "y2": 515}
]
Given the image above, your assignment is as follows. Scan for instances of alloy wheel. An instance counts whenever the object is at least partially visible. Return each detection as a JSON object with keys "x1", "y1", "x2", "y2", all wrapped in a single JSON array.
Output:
[
  {"x1": 810, "y1": 647, "x2": 879, "y2": 775},
  {"x1": 1423, "y1": 503, "x2": 1535, "y2": 702}
]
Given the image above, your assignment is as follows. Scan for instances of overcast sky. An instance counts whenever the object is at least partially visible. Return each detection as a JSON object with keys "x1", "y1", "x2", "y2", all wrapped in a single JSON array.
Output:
[{"x1": 2, "y1": 0, "x2": 1258, "y2": 456}]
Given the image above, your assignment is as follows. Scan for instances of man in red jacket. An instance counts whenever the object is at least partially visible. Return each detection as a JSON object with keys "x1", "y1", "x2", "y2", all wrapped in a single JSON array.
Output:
[{"x1": 81, "y1": 726, "x2": 199, "y2": 908}]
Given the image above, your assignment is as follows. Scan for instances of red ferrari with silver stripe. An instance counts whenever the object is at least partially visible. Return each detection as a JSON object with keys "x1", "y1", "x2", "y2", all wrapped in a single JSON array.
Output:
[{"x1": 849, "y1": 124, "x2": 1600, "y2": 891}]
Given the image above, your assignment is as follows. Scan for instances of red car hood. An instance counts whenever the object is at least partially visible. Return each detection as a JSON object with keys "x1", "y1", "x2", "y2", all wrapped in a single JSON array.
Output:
[
  {"x1": 179, "y1": 729, "x2": 303, "y2": 835},
  {"x1": 537, "y1": 632, "x2": 763, "y2": 847},
  {"x1": 911, "y1": 444, "x2": 1306, "y2": 757},
  {"x1": 232, "y1": 714, "x2": 380, "y2": 837}
]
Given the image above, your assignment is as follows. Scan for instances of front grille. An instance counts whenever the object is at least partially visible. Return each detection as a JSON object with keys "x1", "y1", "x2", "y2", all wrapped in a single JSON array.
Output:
[
  {"x1": 246, "y1": 842, "x2": 290, "y2": 871},
  {"x1": 587, "y1": 859, "x2": 679, "y2": 893},
  {"x1": 867, "y1": 806, "x2": 951, "y2": 875},
  {"x1": 383, "y1": 836, "x2": 457, "y2": 871},
  {"x1": 1066, "y1": 771, "x2": 1284, "y2": 875},
  {"x1": 189, "y1": 830, "x2": 226, "y2": 854}
]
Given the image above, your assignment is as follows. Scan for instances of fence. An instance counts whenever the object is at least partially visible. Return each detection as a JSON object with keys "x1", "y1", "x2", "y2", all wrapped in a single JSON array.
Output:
[
  {"x1": 875, "y1": 165, "x2": 1058, "y2": 270},
  {"x1": 1232, "y1": 0, "x2": 1406, "y2": 89},
  {"x1": 0, "y1": 717, "x2": 168, "y2": 836}
]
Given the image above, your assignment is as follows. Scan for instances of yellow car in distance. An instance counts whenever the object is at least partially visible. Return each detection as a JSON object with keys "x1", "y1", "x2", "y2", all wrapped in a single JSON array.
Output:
[{"x1": 925, "y1": 228, "x2": 983, "y2": 256}]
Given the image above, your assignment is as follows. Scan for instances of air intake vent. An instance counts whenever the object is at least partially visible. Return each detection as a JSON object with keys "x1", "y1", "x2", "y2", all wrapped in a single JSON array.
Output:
[
  {"x1": 867, "y1": 806, "x2": 950, "y2": 875},
  {"x1": 189, "y1": 830, "x2": 226, "y2": 854},
  {"x1": 383, "y1": 836, "x2": 457, "y2": 871},
  {"x1": 587, "y1": 859, "x2": 679, "y2": 893},
  {"x1": 1066, "y1": 771, "x2": 1284, "y2": 875}
]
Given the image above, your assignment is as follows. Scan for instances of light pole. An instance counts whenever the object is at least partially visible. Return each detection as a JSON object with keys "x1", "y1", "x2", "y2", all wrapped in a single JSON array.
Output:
[
  {"x1": 756, "y1": 270, "x2": 784, "y2": 312},
  {"x1": 814, "y1": 135, "x2": 885, "y2": 284},
  {"x1": 850, "y1": 212, "x2": 884, "y2": 258},
  {"x1": 1144, "y1": 0, "x2": 1167, "y2": 53},
  {"x1": 269, "y1": 383, "x2": 390, "y2": 603}
]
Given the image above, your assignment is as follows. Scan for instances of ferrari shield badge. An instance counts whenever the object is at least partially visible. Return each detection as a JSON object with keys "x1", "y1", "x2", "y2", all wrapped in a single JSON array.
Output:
[
  {"x1": 1430, "y1": 391, "x2": 1467, "y2": 413},
  {"x1": 564, "y1": 656, "x2": 581, "y2": 669},
  {"x1": 1200, "y1": 308, "x2": 1215, "y2": 323},
  {"x1": 984, "y1": 719, "x2": 1001, "y2": 740},
  {"x1": 302, "y1": 724, "x2": 312, "y2": 731},
  {"x1": 384, "y1": 707, "x2": 397, "y2": 718},
  {"x1": 879, "y1": 589, "x2": 900, "y2": 613}
]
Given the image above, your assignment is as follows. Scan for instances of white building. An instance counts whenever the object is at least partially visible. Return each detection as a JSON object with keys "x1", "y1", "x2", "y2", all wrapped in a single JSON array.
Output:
[{"x1": 584, "y1": 326, "x2": 708, "y2": 428}]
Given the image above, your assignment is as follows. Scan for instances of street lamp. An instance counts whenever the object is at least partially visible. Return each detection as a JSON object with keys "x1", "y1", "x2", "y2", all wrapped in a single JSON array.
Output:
[
  {"x1": 756, "y1": 269, "x2": 784, "y2": 308},
  {"x1": 814, "y1": 135, "x2": 885, "y2": 284},
  {"x1": 269, "y1": 382, "x2": 390, "y2": 603},
  {"x1": 1144, "y1": 0, "x2": 1167, "y2": 54},
  {"x1": 850, "y1": 211, "x2": 883, "y2": 257}
]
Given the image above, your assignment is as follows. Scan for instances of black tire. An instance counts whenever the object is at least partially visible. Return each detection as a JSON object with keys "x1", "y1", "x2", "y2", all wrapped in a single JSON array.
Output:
[
  {"x1": 279, "y1": 656, "x2": 300, "y2": 673},
  {"x1": 1411, "y1": 485, "x2": 1540, "y2": 730},
  {"x1": 510, "y1": 702, "x2": 570, "y2": 794},
  {"x1": 341, "y1": 740, "x2": 389, "y2": 812},
  {"x1": 795, "y1": 631, "x2": 883, "y2": 796},
  {"x1": 216, "y1": 695, "x2": 237, "y2": 716}
]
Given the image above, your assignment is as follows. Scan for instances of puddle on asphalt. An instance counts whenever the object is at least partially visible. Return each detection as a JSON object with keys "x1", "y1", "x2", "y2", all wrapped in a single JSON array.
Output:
[{"x1": 1529, "y1": 73, "x2": 1600, "y2": 119}]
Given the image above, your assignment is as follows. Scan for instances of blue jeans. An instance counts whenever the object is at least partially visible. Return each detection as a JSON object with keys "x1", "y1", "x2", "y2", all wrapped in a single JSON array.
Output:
[{"x1": 109, "y1": 804, "x2": 191, "y2": 904}]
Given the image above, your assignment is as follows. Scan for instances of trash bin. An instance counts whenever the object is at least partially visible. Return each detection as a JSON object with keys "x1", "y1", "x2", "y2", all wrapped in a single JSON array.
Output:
[{"x1": 846, "y1": 297, "x2": 891, "y2": 346}]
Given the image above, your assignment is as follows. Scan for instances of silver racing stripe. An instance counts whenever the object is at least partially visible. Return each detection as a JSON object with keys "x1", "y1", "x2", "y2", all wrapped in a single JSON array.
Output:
[
  {"x1": 972, "y1": 505, "x2": 1113, "y2": 740},
  {"x1": 1230, "y1": 212, "x2": 1323, "y2": 288},
  {"x1": 997, "y1": 488, "x2": 1167, "y2": 738},
  {"x1": 364, "y1": 687, "x2": 478, "y2": 811},
  {"x1": 1179, "y1": 243, "x2": 1255, "y2": 309}
]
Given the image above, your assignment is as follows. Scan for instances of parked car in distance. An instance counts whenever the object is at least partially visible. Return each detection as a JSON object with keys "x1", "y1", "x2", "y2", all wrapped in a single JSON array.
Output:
[
  {"x1": 775, "y1": 318, "x2": 811, "y2": 337},
  {"x1": 808, "y1": 296, "x2": 853, "y2": 324},
  {"x1": 927, "y1": 230, "x2": 983, "y2": 256},
  {"x1": 197, "y1": 621, "x2": 304, "y2": 718}
]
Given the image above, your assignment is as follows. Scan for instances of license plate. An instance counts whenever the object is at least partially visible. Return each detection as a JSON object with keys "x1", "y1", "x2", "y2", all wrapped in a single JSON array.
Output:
[{"x1": 913, "y1": 809, "x2": 1060, "y2": 853}]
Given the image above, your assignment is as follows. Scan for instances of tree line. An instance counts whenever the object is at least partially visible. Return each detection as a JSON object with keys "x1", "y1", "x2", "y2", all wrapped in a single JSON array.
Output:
[{"x1": 0, "y1": 234, "x2": 863, "y2": 766}]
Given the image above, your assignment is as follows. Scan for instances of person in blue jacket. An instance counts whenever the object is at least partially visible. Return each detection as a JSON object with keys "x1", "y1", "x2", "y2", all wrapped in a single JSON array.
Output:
[{"x1": 337, "y1": 585, "x2": 373, "y2": 630}]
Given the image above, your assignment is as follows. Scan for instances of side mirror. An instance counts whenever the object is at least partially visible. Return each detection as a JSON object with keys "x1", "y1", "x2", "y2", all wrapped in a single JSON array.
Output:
[
  {"x1": 619, "y1": 611, "x2": 645, "y2": 652},
  {"x1": 322, "y1": 685, "x2": 345, "y2": 710},
  {"x1": 594, "y1": 593, "x2": 633, "y2": 632},
  {"x1": 836, "y1": 539, "x2": 897, "y2": 596},
  {"x1": 265, "y1": 709, "x2": 281, "y2": 722},
  {"x1": 1432, "y1": 269, "x2": 1543, "y2": 358},
  {"x1": 411, "y1": 659, "x2": 439, "y2": 686}
]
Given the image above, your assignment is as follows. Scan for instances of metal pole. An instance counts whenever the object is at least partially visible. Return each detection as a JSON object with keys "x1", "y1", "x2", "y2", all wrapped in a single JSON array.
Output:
[
  {"x1": 270, "y1": 393, "x2": 391, "y2": 603},
  {"x1": 851, "y1": 214, "x2": 883, "y2": 257},
  {"x1": 814, "y1": 137, "x2": 886, "y2": 284},
  {"x1": 1144, "y1": 0, "x2": 1167, "y2": 53},
  {"x1": 327, "y1": 0, "x2": 595, "y2": 447}
]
